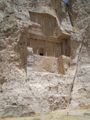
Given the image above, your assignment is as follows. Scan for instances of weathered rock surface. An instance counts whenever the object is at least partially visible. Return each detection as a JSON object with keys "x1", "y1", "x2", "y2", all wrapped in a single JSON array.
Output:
[
  {"x1": 0, "y1": 71, "x2": 74, "y2": 116},
  {"x1": 0, "y1": 0, "x2": 90, "y2": 117},
  {"x1": 70, "y1": 0, "x2": 90, "y2": 108}
]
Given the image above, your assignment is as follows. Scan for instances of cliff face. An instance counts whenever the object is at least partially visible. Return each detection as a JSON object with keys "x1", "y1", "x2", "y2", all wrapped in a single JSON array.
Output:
[
  {"x1": 70, "y1": 0, "x2": 90, "y2": 108},
  {"x1": 0, "y1": 0, "x2": 90, "y2": 117}
]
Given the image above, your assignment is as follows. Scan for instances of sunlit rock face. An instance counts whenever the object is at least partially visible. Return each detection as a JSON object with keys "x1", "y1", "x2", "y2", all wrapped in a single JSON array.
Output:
[
  {"x1": 0, "y1": 0, "x2": 90, "y2": 117},
  {"x1": 70, "y1": 0, "x2": 90, "y2": 108}
]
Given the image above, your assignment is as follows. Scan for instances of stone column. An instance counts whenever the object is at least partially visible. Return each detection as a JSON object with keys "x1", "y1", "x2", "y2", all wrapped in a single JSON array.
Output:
[
  {"x1": 58, "y1": 56, "x2": 65, "y2": 74},
  {"x1": 27, "y1": 47, "x2": 34, "y2": 74}
]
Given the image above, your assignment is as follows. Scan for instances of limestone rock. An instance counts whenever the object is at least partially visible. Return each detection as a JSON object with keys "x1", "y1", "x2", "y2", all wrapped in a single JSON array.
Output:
[{"x1": 0, "y1": 0, "x2": 90, "y2": 117}]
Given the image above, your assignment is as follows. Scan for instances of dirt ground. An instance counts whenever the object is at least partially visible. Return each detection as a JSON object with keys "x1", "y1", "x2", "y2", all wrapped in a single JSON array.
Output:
[{"x1": 0, "y1": 109, "x2": 90, "y2": 120}]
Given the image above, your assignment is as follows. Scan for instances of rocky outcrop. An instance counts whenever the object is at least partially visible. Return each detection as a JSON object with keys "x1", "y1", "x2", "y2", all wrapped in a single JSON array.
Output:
[
  {"x1": 0, "y1": 0, "x2": 90, "y2": 117},
  {"x1": 70, "y1": 0, "x2": 90, "y2": 108},
  {"x1": 0, "y1": 71, "x2": 74, "y2": 117}
]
